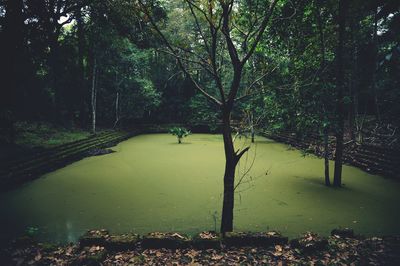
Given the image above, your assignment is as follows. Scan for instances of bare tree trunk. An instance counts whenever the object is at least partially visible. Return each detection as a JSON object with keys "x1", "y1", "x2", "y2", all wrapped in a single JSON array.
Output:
[
  {"x1": 324, "y1": 128, "x2": 331, "y2": 186},
  {"x1": 48, "y1": 32, "x2": 62, "y2": 119},
  {"x1": 348, "y1": 44, "x2": 356, "y2": 141},
  {"x1": 333, "y1": 0, "x2": 347, "y2": 187},
  {"x1": 315, "y1": 0, "x2": 330, "y2": 185},
  {"x1": 347, "y1": 12, "x2": 360, "y2": 142},
  {"x1": 220, "y1": 68, "x2": 250, "y2": 234},
  {"x1": 220, "y1": 110, "x2": 237, "y2": 234},
  {"x1": 113, "y1": 92, "x2": 119, "y2": 128},
  {"x1": 91, "y1": 58, "x2": 97, "y2": 135},
  {"x1": 77, "y1": 9, "x2": 86, "y2": 127},
  {"x1": 371, "y1": 6, "x2": 381, "y2": 122},
  {"x1": 250, "y1": 111, "x2": 255, "y2": 143},
  {"x1": 354, "y1": 76, "x2": 364, "y2": 144}
]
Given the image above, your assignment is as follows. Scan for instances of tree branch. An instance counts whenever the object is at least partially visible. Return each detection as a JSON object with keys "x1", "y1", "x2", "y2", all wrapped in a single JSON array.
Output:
[
  {"x1": 220, "y1": 2, "x2": 240, "y2": 66},
  {"x1": 138, "y1": 0, "x2": 222, "y2": 106},
  {"x1": 235, "y1": 146, "x2": 250, "y2": 161},
  {"x1": 241, "y1": 0, "x2": 279, "y2": 64}
]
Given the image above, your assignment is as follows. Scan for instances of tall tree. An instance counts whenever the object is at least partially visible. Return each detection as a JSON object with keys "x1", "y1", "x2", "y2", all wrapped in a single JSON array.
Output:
[
  {"x1": 139, "y1": 0, "x2": 279, "y2": 233},
  {"x1": 25, "y1": 0, "x2": 87, "y2": 118},
  {"x1": 0, "y1": 0, "x2": 25, "y2": 143},
  {"x1": 315, "y1": 0, "x2": 331, "y2": 186},
  {"x1": 333, "y1": 0, "x2": 347, "y2": 187},
  {"x1": 91, "y1": 57, "x2": 97, "y2": 134},
  {"x1": 76, "y1": 7, "x2": 87, "y2": 126}
]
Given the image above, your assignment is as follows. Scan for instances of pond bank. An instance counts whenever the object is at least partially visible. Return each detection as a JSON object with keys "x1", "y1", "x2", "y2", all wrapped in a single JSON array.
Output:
[
  {"x1": 265, "y1": 131, "x2": 400, "y2": 179},
  {"x1": 2, "y1": 125, "x2": 398, "y2": 191},
  {"x1": 0, "y1": 124, "x2": 199, "y2": 190},
  {"x1": 1, "y1": 230, "x2": 399, "y2": 265},
  {"x1": 0, "y1": 130, "x2": 135, "y2": 190},
  {"x1": 1, "y1": 133, "x2": 400, "y2": 245}
]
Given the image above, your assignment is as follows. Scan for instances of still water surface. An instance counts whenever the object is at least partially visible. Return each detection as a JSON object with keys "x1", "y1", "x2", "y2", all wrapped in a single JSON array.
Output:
[{"x1": 1, "y1": 134, "x2": 399, "y2": 244}]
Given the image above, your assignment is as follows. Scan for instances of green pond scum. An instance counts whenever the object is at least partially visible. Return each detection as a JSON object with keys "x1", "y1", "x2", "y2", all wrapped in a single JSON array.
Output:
[{"x1": 0, "y1": 134, "x2": 399, "y2": 244}]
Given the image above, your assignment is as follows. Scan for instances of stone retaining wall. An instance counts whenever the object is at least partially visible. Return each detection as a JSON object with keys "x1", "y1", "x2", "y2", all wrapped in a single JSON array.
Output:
[
  {"x1": 78, "y1": 228, "x2": 356, "y2": 252},
  {"x1": 265, "y1": 132, "x2": 400, "y2": 179},
  {"x1": 3, "y1": 126, "x2": 397, "y2": 190},
  {"x1": 79, "y1": 230, "x2": 289, "y2": 251},
  {"x1": 0, "y1": 130, "x2": 136, "y2": 190}
]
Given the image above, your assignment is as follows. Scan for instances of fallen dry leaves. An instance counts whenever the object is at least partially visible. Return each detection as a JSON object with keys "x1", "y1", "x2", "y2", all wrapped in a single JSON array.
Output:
[{"x1": 0, "y1": 234, "x2": 399, "y2": 265}]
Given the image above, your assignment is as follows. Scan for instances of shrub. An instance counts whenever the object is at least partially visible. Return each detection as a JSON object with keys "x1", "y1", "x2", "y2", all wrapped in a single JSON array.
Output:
[{"x1": 169, "y1": 127, "x2": 191, "y2": 144}]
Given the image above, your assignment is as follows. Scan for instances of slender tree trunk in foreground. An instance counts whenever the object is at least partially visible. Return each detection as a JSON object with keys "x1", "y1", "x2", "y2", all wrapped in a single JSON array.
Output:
[
  {"x1": 220, "y1": 111, "x2": 237, "y2": 233},
  {"x1": 333, "y1": 0, "x2": 347, "y2": 187}
]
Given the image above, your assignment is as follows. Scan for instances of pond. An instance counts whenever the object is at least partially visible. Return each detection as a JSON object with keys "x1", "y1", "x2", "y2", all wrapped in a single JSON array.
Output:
[{"x1": 1, "y1": 133, "x2": 399, "y2": 244}]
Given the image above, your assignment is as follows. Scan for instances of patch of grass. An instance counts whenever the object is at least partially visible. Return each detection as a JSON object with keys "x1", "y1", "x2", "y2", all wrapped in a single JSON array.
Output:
[{"x1": 14, "y1": 121, "x2": 90, "y2": 148}]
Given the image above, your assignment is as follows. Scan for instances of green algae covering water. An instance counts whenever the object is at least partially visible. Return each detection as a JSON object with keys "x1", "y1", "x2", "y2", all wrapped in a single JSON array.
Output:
[{"x1": 1, "y1": 134, "x2": 400, "y2": 244}]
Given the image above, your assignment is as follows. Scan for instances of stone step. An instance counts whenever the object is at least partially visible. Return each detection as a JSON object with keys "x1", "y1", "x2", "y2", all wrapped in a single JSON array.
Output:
[
  {"x1": 0, "y1": 132, "x2": 132, "y2": 189},
  {"x1": 361, "y1": 143, "x2": 399, "y2": 156},
  {"x1": 0, "y1": 131, "x2": 115, "y2": 170},
  {"x1": 350, "y1": 160, "x2": 396, "y2": 178},
  {"x1": 356, "y1": 147, "x2": 400, "y2": 161},
  {"x1": 1, "y1": 135, "x2": 129, "y2": 187},
  {"x1": 267, "y1": 132, "x2": 399, "y2": 179},
  {"x1": 2, "y1": 132, "x2": 123, "y2": 173},
  {"x1": 350, "y1": 156, "x2": 398, "y2": 172},
  {"x1": 4, "y1": 133, "x2": 129, "y2": 177},
  {"x1": 79, "y1": 230, "x2": 288, "y2": 250},
  {"x1": 223, "y1": 231, "x2": 288, "y2": 247},
  {"x1": 349, "y1": 152, "x2": 398, "y2": 169}
]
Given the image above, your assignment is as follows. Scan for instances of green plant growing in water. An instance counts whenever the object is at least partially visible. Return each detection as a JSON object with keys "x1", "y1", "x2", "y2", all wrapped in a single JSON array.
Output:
[{"x1": 169, "y1": 127, "x2": 191, "y2": 144}]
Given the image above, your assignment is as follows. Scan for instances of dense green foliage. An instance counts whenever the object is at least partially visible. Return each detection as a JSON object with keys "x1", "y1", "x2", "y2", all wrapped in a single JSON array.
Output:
[{"x1": 1, "y1": 0, "x2": 398, "y2": 144}]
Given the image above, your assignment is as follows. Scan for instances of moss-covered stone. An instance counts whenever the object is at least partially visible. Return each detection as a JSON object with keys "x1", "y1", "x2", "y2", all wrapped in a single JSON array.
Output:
[
  {"x1": 85, "y1": 250, "x2": 107, "y2": 264},
  {"x1": 79, "y1": 229, "x2": 109, "y2": 248},
  {"x1": 192, "y1": 231, "x2": 221, "y2": 249},
  {"x1": 40, "y1": 242, "x2": 58, "y2": 252},
  {"x1": 105, "y1": 234, "x2": 140, "y2": 251},
  {"x1": 224, "y1": 231, "x2": 288, "y2": 247},
  {"x1": 87, "y1": 148, "x2": 115, "y2": 156},
  {"x1": 141, "y1": 232, "x2": 190, "y2": 249},
  {"x1": 331, "y1": 228, "x2": 355, "y2": 238},
  {"x1": 73, "y1": 246, "x2": 107, "y2": 266},
  {"x1": 290, "y1": 232, "x2": 328, "y2": 253}
]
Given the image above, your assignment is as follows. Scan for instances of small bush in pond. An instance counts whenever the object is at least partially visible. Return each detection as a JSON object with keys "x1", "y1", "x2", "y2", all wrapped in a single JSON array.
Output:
[{"x1": 169, "y1": 127, "x2": 191, "y2": 144}]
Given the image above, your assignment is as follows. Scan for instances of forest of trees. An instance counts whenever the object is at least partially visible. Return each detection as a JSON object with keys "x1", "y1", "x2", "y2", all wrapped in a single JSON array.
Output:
[{"x1": 1, "y1": 0, "x2": 399, "y2": 233}]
